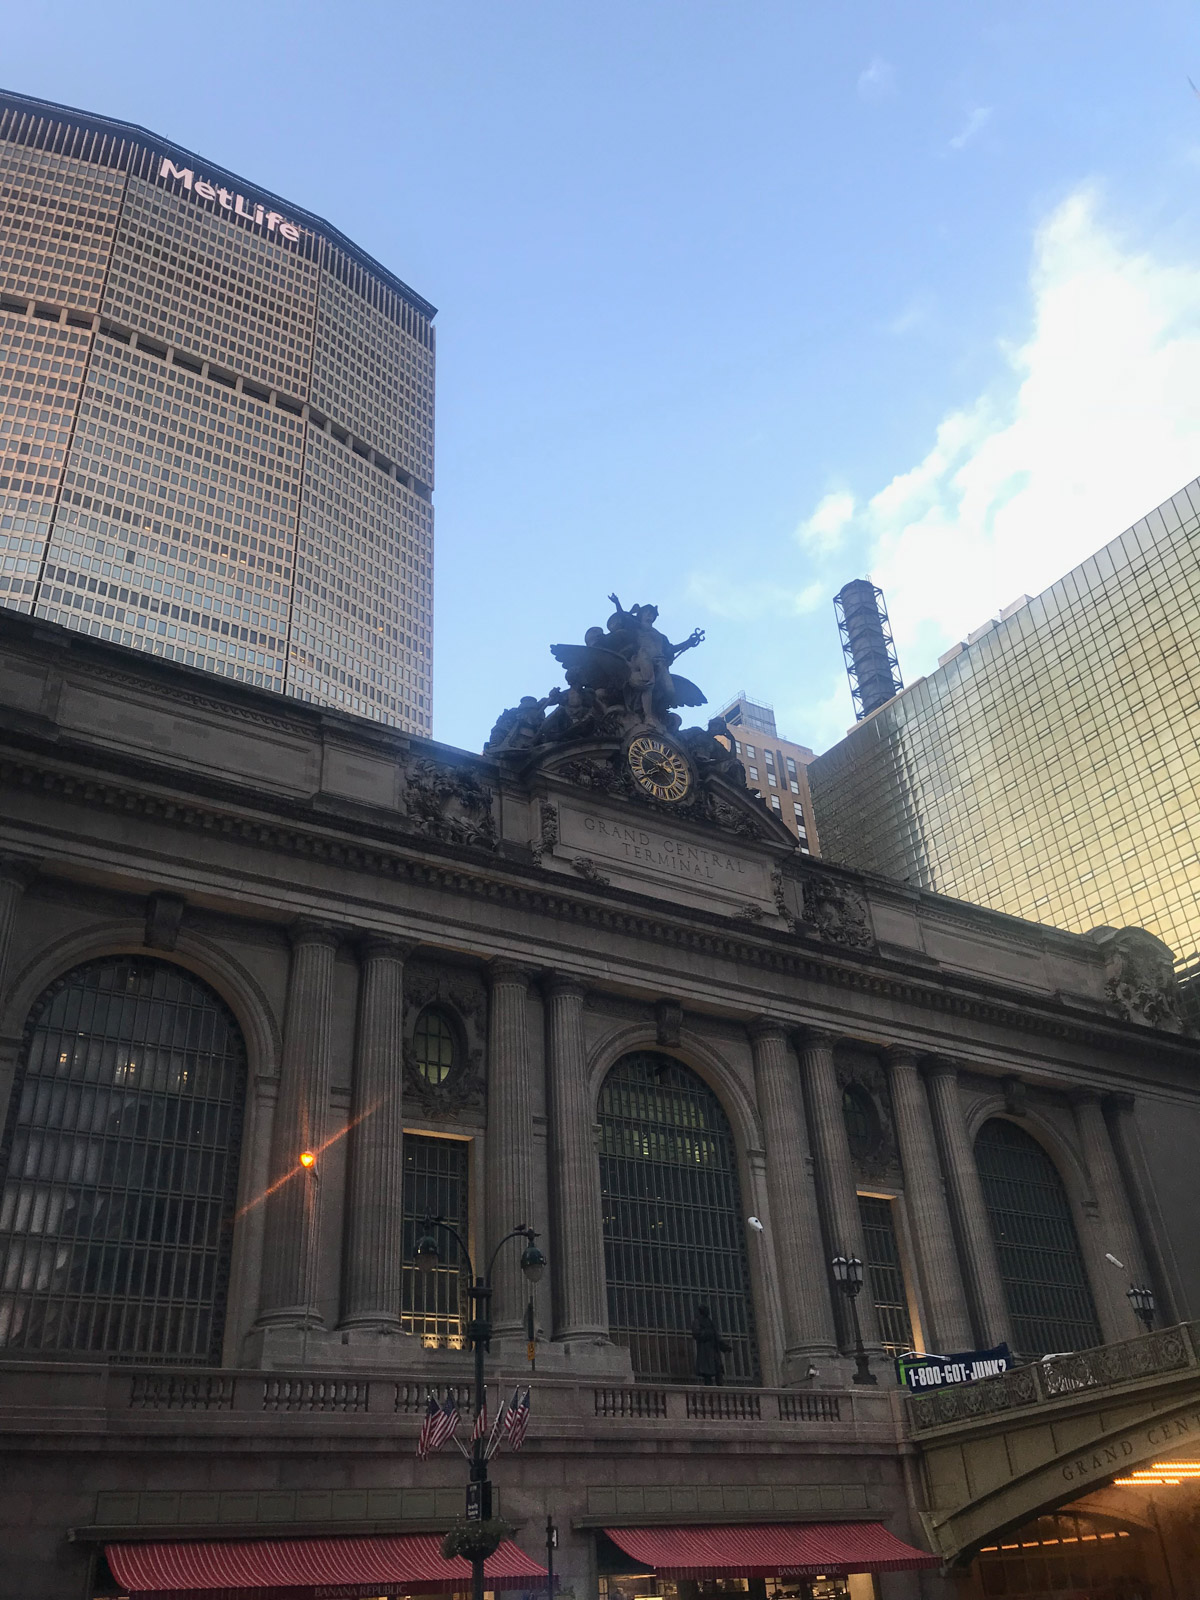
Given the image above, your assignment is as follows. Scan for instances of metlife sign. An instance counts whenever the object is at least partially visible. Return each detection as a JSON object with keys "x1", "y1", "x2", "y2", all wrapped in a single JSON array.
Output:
[
  {"x1": 157, "y1": 157, "x2": 302, "y2": 243},
  {"x1": 896, "y1": 1343, "x2": 1013, "y2": 1391}
]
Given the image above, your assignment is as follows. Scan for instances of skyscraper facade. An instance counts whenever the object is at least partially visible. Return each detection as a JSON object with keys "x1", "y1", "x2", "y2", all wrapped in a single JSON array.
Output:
[
  {"x1": 808, "y1": 475, "x2": 1200, "y2": 963},
  {"x1": 0, "y1": 89, "x2": 434, "y2": 733},
  {"x1": 718, "y1": 692, "x2": 820, "y2": 853}
]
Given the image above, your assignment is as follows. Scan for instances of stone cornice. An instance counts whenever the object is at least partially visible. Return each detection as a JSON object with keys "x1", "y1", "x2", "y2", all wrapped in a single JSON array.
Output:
[{"x1": 1, "y1": 740, "x2": 1196, "y2": 1067}]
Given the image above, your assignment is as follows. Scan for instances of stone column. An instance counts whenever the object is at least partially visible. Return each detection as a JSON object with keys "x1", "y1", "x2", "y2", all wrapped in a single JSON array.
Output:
[
  {"x1": 341, "y1": 936, "x2": 413, "y2": 1330},
  {"x1": 258, "y1": 921, "x2": 339, "y2": 1327},
  {"x1": 886, "y1": 1046, "x2": 973, "y2": 1352},
  {"x1": 796, "y1": 1027, "x2": 881, "y2": 1352},
  {"x1": 924, "y1": 1059, "x2": 1012, "y2": 1349},
  {"x1": 545, "y1": 977, "x2": 608, "y2": 1344},
  {"x1": 750, "y1": 1021, "x2": 837, "y2": 1373},
  {"x1": 0, "y1": 856, "x2": 39, "y2": 1116},
  {"x1": 486, "y1": 960, "x2": 536, "y2": 1338},
  {"x1": 0, "y1": 855, "x2": 37, "y2": 999},
  {"x1": 1105, "y1": 1093, "x2": 1182, "y2": 1326},
  {"x1": 1072, "y1": 1089, "x2": 1148, "y2": 1341}
]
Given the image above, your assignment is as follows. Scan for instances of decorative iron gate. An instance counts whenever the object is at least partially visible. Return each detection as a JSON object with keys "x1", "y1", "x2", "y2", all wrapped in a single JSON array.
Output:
[
  {"x1": 975, "y1": 1118, "x2": 1101, "y2": 1355},
  {"x1": 0, "y1": 957, "x2": 246, "y2": 1363},
  {"x1": 599, "y1": 1051, "x2": 759, "y2": 1384},
  {"x1": 401, "y1": 1133, "x2": 468, "y2": 1348}
]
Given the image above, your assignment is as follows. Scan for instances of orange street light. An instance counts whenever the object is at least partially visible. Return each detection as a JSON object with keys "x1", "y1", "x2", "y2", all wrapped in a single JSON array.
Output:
[{"x1": 299, "y1": 1151, "x2": 317, "y2": 1169}]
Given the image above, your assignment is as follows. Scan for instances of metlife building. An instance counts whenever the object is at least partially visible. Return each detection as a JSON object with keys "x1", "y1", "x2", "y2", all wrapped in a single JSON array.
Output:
[{"x1": 0, "y1": 89, "x2": 435, "y2": 733}]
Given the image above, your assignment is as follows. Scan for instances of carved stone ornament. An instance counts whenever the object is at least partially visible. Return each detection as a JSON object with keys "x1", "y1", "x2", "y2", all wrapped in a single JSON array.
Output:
[
  {"x1": 403, "y1": 961, "x2": 488, "y2": 1117},
  {"x1": 403, "y1": 759, "x2": 497, "y2": 852},
  {"x1": 143, "y1": 891, "x2": 186, "y2": 952},
  {"x1": 1088, "y1": 925, "x2": 1183, "y2": 1033},
  {"x1": 800, "y1": 876, "x2": 873, "y2": 951},
  {"x1": 835, "y1": 1050, "x2": 901, "y2": 1183},
  {"x1": 571, "y1": 856, "x2": 611, "y2": 887},
  {"x1": 655, "y1": 998, "x2": 683, "y2": 1048},
  {"x1": 529, "y1": 799, "x2": 559, "y2": 865}
]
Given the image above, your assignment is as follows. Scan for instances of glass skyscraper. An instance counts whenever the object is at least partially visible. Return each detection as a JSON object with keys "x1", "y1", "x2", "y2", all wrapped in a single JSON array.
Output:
[
  {"x1": 808, "y1": 475, "x2": 1200, "y2": 964},
  {"x1": 0, "y1": 89, "x2": 434, "y2": 733}
]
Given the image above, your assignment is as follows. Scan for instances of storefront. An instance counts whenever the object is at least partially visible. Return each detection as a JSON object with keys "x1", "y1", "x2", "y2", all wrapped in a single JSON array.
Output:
[
  {"x1": 595, "y1": 1522, "x2": 938, "y2": 1600},
  {"x1": 95, "y1": 1533, "x2": 548, "y2": 1600}
]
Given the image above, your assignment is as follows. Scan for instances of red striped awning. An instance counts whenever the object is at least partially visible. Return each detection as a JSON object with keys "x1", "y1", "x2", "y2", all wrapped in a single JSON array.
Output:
[
  {"x1": 604, "y1": 1522, "x2": 938, "y2": 1579},
  {"x1": 107, "y1": 1533, "x2": 548, "y2": 1600}
]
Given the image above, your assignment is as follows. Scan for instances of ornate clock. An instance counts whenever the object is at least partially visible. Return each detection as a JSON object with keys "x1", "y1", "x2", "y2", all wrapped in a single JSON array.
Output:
[{"x1": 627, "y1": 735, "x2": 692, "y2": 802}]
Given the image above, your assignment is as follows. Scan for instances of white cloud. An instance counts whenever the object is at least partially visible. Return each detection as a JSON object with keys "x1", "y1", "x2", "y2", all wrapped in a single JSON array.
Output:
[
  {"x1": 948, "y1": 106, "x2": 993, "y2": 151},
  {"x1": 838, "y1": 188, "x2": 1200, "y2": 677},
  {"x1": 797, "y1": 489, "x2": 856, "y2": 553},
  {"x1": 857, "y1": 57, "x2": 896, "y2": 102}
]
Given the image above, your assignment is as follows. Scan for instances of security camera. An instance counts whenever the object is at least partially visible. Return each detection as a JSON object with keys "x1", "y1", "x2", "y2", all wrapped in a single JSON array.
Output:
[
  {"x1": 806, "y1": 1364, "x2": 818, "y2": 1381},
  {"x1": 747, "y1": 1216, "x2": 764, "y2": 1233}
]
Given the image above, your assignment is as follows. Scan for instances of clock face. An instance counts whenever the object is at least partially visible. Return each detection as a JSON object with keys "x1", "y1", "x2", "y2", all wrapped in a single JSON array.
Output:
[{"x1": 627, "y1": 735, "x2": 692, "y2": 802}]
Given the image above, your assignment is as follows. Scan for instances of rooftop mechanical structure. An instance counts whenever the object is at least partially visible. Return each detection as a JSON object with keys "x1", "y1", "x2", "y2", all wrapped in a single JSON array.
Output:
[{"x1": 834, "y1": 579, "x2": 904, "y2": 721}]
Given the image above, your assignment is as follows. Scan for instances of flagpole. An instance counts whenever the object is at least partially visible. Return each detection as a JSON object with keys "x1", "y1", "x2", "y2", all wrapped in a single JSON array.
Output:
[{"x1": 413, "y1": 1217, "x2": 547, "y2": 1600}]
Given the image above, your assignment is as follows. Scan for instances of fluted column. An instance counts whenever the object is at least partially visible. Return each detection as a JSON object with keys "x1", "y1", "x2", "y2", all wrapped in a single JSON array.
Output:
[
  {"x1": 750, "y1": 1021, "x2": 837, "y2": 1372},
  {"x1": 0, "y1": 856, "x2": 39, "y2": 1116},
  {"x1": 545, "y1": 977, "x2": 608, "y2": 1344},
  {"x1": 924, "y1": 1059, "x2": 1012, "y2": 1348},
  {"x1": 486, "y1": 960, "x2": 536, "y2": 1337},
  {"x1": 341, "y1": 936, "x2": 414, "y2": 1330},
  {"x1": 886, "y1": 1046, "x2": 973, "y2": 1352},
  {"x1": 258, "y1": 921, "x2": 339, "y2": 1327},
  {"x1": 796, "y1": 1027, "x2": 881, "y2": 1352},
  {"x1": 1072, "y1": 1089, "x2": 1147, "y2": 1341},
  {"x1": 1105, "y1": 1093, "x2": 1182, "y2": 1325}
]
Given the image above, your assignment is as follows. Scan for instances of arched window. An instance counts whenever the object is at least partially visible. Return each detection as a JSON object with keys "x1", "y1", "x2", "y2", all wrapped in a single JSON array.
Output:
[
  {"x1": 842, "y1": 1081, "x2": 882, "y2": 1161},
  {"x1": 0, "y1": 956, "x2": 247, "y2": 1363},
  {"x1": 598, "y1": 1051, "x2": 759, "y2": 1384},
  {"x1": 975, "y1": 1118, "x2": 1101, "y2": 1356},
  {"x1": 412, "y1": 1007, "x2": 456, "y2": 1086}
]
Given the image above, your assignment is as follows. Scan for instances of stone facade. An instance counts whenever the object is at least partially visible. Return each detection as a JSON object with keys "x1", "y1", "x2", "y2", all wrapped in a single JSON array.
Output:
[{"x1": 2, "y1": 610, "x2": 1200, "y2": 1600}]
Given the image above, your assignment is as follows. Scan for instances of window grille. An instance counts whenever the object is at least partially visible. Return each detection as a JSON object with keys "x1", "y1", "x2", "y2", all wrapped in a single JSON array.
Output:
[
  {"x1": 412, "y1": 1007, "x2": 455, "y2": 1085},
  {"x1": 857, "y1": 1195, "x2": 913, "y2": 1354},
  {"x1": 0, "y1": 957, "x2": 246, "y2": 1363},
  {"x1": 401, "y1": 1133, "x2": 467, "y2": 1348},
  {"x1": 598, "y1": 1051, "x2": 759, "y2": 1385},
  {"x1": 975, "y1": 1118, "x2": 1101, "y2": 1356}
]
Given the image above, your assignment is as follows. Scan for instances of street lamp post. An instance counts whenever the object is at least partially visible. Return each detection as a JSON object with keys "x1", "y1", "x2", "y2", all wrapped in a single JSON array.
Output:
[
  {"x1": 414, "y1": 1216, "x2": 546, "y2": 1600},
  {"x1": 1127, "y1": 1283, "x2": 1156, "y2": 1333},
  {"x1": 831, "y1": 1253, "x2": 877, "y2": 1386}
]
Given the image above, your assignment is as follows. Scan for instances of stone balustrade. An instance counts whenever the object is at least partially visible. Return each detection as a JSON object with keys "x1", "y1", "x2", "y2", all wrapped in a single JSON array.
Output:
[{"x1": 0, "y1": 1360, "x2": 893, "y2": 1443}]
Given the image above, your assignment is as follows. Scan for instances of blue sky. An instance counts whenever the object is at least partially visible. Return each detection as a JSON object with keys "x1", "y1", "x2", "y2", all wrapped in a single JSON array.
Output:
[{"x1": 10, "y1": 1, "x2": 1200, "y2": 751}]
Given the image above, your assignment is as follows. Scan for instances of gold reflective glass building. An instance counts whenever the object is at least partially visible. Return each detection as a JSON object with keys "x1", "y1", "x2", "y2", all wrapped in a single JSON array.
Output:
[
  {"x1": 0, "y1": 89, "x2": 434, "y2": 733},
  {"x1": 808, "y1": 475, "x2": 1200, "y2": 963}
]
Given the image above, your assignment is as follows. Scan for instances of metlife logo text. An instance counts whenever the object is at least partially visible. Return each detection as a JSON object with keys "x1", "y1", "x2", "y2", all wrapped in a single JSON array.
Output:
[{"x1": 157, "y1": 158, "x2": 302, "y2": 243}]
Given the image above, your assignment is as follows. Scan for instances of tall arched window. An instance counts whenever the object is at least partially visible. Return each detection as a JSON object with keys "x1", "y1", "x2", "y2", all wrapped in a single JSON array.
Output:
[
  {"x1": 0, "y1": 957, "x2": 247, "y2": 1363},
  {"x1": 598, "y1": 1051, "x2": 759, "y2": 1384},
  {"x1": 975, "y1": 1118, "x2": 1101, "y2": 1356}
]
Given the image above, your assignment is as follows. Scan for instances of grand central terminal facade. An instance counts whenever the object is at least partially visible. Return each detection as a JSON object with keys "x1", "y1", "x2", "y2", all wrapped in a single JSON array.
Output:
[{"x1": 2, "y1": 601, "x2": 1200, "y2": 1600}]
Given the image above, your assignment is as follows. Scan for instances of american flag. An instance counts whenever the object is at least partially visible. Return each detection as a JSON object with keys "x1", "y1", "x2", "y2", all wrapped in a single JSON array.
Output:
[
  {"x1": 425, "y1": 1392, "x2": 460, "y2": 1455},
  {"x1": 484, "y1": 1392, "x2": 510, "y2": 1461},
  {"x1": 416, "y1": 1393, "x2": 441, "y2": 1460},
  {"x1": 471, "y1": 1389, "x2": 488, "y2": 1443},
  {"x1": 506, "y1": 1387, "x2": 531, "y2": 1452}
]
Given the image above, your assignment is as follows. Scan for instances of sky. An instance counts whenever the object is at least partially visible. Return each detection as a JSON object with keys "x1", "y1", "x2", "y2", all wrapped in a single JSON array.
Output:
[{"x1": 9, "y1": 1, "x2": 1200, "y2": 752}]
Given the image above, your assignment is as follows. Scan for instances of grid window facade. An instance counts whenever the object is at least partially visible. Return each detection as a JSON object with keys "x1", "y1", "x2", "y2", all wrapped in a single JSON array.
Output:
[
  {"x1": 400, "y1": 1134, "x2": 468, "y2": 1349},
  {"x1": 0, "y1": 144, "x2": 123, "y2": 312},
  {"x1": 598, "y1": 1051, "x2": 760, "y2": 1385},
  {"x1": 0, "y1": 92, "x2": 434, "y2": 735},
  {"x1": 857, "y1": 1194, "x2": 913, "y2": 1355},
  {"x1": 975, "y1": 1118, "x2": 1101, "y2": 1357},
  {"x1": 0, "y1": 957, "x2": 246, "y2": 1364},
  {"x1": 808, "y1": 477, "x2": 1200, "y2": 962}
]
